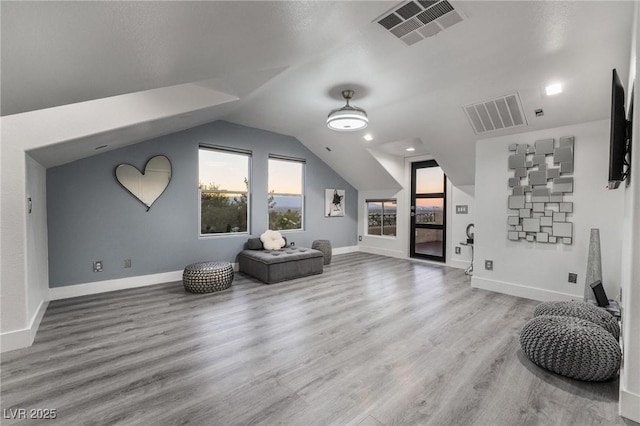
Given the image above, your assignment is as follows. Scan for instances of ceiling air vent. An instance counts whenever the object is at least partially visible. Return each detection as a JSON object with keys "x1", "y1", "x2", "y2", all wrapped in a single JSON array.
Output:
[
  {"x1": 375, "y1": 0, "x2": 464, "y2": 46},
  {"x1": 463, "y1": 93, "x2": 528, "y2": 135}
]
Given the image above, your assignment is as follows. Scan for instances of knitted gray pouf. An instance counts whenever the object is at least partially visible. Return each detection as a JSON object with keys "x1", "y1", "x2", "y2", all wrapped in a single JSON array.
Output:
[
  {"x1": 533, "y1": 300, "x2": 619, "y2": 339},
  {"x1": 312, "y1": 240, "x2": 332, "y2": 265},
  {"x1": 183, "y1": 261, "x2": 234, "y2": 294},
  {"x1": 520, "y1": 315, "x2": 621, "y2": 381}
]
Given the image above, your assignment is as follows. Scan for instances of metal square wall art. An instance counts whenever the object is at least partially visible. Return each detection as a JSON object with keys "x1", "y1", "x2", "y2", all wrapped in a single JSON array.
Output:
[{"x1": 507, "y1": 136, "x2": 574, "y2": 244}]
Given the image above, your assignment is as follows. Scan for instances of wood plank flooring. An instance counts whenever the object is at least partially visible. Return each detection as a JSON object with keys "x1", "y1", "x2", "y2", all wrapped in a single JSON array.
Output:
[{"x1": 0, "y1": 253, "x2": 626, "y2": 425}]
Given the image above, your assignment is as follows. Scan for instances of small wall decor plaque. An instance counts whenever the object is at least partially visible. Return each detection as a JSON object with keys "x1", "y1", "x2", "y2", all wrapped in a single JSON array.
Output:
[
  {"x1": 507, "y1": 136, "x2": 574, "y2": 244},
  {"x1": 115, "y1": 155, "x2": 172, "y2": 211}
]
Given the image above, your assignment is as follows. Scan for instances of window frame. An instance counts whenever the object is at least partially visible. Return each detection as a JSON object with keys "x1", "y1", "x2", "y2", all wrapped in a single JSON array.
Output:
[
  {"x1": 365, "y1": 198, "x2": 398, "y2": 238},
  {"x1": 198, "y1": 145, "x2": 252, "y2": 238},
  {"x1": 410, "y1": 159, "x2": 447, "y2": 262},
  {"x1": 267, "y1": 154, "x2": 306, "y2": 232}
]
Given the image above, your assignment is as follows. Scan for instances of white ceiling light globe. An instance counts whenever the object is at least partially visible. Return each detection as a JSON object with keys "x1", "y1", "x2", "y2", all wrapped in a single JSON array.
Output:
[{"x1": 327, "y1": 90, "x2": 368, "y2": 131}]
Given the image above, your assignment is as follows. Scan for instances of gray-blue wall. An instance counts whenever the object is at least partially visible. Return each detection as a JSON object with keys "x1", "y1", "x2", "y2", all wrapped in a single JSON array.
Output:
[{"x1": 47, "y1": 121, "x2": 358, "y2": 287}]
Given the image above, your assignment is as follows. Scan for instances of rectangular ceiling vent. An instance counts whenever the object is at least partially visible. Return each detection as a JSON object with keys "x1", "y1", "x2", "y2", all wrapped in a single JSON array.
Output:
[
  {"x1": 463, "y1": 93, "x2": 528, "y2": 135},
  {"x1": 374, "y1": 0, "x2": 464, "y2": 46}
]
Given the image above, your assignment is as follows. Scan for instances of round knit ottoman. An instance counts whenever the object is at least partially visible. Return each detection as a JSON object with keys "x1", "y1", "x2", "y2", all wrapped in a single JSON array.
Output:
[
  {"x1": 520, "y1": 315, "x2": 621, "y2": 381},
  {"x1": 312, "y1": 240, "x2": 332, "y2": 265},
  {"x1": 534, "y1": 300, "x2": 619, "y2": 339},
  {"x1": 183, "y1": 261, "x2": 234, "y2": 294}
]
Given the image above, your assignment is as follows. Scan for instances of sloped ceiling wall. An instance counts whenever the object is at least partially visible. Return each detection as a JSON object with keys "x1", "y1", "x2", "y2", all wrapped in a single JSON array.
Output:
[{"x1": 2, "y1": 1, "x2": 635, "y2": 191}]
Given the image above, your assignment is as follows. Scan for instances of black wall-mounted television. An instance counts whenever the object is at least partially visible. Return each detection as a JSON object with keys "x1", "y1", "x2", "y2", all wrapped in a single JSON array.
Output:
[{"x1": 608, "y1": 68, "x2": 632, "y2": 190}]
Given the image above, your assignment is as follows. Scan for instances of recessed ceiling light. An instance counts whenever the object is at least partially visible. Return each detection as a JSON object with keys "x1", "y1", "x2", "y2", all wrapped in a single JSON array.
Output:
[
  {"x1": 406, "y1": 147, "x2": 416, "y2": 152},
  {"x1": 545, "y1": 83, "x2": 562, "y2": 96},
  {"x1": 363, "y1": 134, "x2": 373, "y2": 141}
]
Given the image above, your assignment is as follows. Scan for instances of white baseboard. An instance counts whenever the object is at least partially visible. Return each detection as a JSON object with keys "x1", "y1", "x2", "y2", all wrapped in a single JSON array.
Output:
[
  {"x1": 1, "y1": 328, "x2": 31, "y2": 353},
  {"x1": 449, "y1": 259, "x2": 471, "y2": 270},
  {"x1": 1, "y1": 299, "x2": 49, "y2": 353},
  {"x1": 333, "y1": 246, "x2": 359, "y2": 255},
  {"x1": 359, "y1": 245, "x2": 404, "y2": 259},
  {"x1": 357, "y1": 247, "x2": 469, "y2": 271},
  {"x1": 49, "y1": 263, "x2": 243, "y2": 301},
  {"x1": 620, "y1": 388, "x2": 640, "y2": 423},
  {"x1": 471, "y1": 276, "x2": 578, "y2": 302},
  {"x1": 49, "y1": 270, "x2": 184, "y2": 300},
  {"x1": 29, "y1": 299, "x2": 49, "y2": 343}
]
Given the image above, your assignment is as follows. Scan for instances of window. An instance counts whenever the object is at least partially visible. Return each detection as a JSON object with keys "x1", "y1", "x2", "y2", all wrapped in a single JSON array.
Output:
[
  {"x1": 268, "y1": 156, "x2": 304, "y2": 231},
  {"x1": 198, "y1": 147, "x2": 250, "y2": 235},
  {"x1": 366, "y1": 199, "x2": 397, "y2": 236}
]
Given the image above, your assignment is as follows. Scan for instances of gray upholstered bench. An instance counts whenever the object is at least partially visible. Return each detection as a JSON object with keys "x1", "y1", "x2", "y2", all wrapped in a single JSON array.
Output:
[{"x1": 238, "y1": 245, "x2": 323, "y2": 284}]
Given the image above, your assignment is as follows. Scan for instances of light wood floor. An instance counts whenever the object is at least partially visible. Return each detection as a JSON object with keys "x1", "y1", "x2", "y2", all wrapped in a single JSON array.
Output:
[{"x1": 1, "y1": 253, "x2": 627, "y2": 425}]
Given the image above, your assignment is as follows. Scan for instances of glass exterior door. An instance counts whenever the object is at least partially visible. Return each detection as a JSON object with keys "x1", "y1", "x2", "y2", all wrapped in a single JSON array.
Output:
[{"x1": 410, "y1": 160, "x2": 446, "y2": 262}]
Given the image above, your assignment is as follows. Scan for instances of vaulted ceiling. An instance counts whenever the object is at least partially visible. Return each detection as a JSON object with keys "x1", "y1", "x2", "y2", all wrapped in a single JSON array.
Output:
[{"x1": 1, "y1": 1, "x2": 633, "y2": 190}]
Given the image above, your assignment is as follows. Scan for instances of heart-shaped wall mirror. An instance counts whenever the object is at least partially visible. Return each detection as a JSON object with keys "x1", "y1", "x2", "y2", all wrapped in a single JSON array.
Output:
[{"x1": 115, "y1": 155, "x2": 172, "y2": 210}]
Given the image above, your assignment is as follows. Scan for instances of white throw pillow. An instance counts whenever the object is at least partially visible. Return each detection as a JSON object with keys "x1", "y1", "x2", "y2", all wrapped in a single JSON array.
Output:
[{"x1": 260, "y1": 230, "x2": 286, "y2": 250}]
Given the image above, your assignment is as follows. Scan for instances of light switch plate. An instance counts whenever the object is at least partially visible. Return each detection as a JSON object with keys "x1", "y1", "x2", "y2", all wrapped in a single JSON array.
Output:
[{"x1": 456, "y1": 205, "x2": 468, "y2": 214}]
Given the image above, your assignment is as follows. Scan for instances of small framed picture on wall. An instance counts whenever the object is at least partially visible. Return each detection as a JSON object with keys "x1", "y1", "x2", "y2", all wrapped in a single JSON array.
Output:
[{"x1": 325, "y1": 188, "x2": 345, "y2": 217}]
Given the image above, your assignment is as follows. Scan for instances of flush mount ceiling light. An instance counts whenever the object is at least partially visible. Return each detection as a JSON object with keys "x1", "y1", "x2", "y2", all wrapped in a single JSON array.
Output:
[
  {"x1": 327, "y1": 90, "x2": 368, "y2": 131},
  {"x1": 545, "y1": 83, "x2": 563, "y2": 96}
]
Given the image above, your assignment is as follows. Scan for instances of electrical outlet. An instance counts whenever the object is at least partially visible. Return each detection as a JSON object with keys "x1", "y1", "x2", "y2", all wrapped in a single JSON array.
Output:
[
  {"x1": 455, "y1": 246, "x2": 461, "y2": 254},
  {"x1": 568, "y1": 272, "x2": 577, "y2": 283},
  {"x1": 359, "y1": 235, "x2": 362, "y2": 241},
  {"x1": 93, "y1": 260, "x2": 103, "y2": 272},
  {"x1": 485, "y1": 260, "x2": 493, "y2": 271},
  {"x1": 124, "y1": 259, "x2": 132, "y2": 268}
]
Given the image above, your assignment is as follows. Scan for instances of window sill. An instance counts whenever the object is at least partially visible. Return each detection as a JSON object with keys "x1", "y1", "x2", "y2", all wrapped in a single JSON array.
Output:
[
  {"x1": 364, "y1": 234, "x2": 397, "y2": 240},
  {"x1": 199, "y1": 232, "x2": 249, "y2": 239}
]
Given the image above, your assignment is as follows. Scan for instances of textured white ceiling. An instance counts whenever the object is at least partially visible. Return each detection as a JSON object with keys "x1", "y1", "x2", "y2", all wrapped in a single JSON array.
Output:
[{"x1": 1, "y1": 1, "x2": 634, "y2": 189}]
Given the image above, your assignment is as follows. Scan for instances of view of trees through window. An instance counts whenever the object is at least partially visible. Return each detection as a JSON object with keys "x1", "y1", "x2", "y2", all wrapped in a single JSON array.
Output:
[
  {"x1": 268, "y1": 157, "x2": 304, "y2": 231},
  {"x1": 199, "y1": 147, "x2": 250, "y2": 235},
  {"x1": 367, "y1": 199, "x2": 397, "y2": 236}
]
